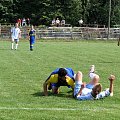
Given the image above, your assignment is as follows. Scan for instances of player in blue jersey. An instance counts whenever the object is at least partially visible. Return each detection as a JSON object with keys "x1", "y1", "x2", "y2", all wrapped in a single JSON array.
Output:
[
  {"x1": 73, "y1": 65, "x2": 115, "y2": 100},
  {"x1": 29, "y1": 25, "x2": 35, "y2": 51},
  {"x1": 43, "y1": 68, "x2": 75, "y2": 96}
]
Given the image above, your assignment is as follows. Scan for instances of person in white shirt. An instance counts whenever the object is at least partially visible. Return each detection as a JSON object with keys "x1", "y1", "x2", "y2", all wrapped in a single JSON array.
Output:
[
  {"x1": 73, "y1": 65, "x2": 115, "y2": 100},
  {"x1": 61, "y1": 19, "x2": 65, "y2": 27},
  {"x1": 56, "y1": 18, "x2": 60, "y2": 27},
  {"x1": 78, "y1": 19, "x2": 83, "y2": 27},
  {"x1": 11, "y1": 23, "x2": 21, "y2": 50},
  {"x1": 52, "y1": 19, "x2": 56, "y2": 26},
  {"x1": 22, "y1": 18, "x2": 26, "y2": 26}
]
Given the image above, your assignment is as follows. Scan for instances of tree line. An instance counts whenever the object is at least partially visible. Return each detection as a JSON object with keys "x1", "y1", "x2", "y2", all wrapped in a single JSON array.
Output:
[{"x1": 0, "y1": 0, "x2": 120, "y2": 27}]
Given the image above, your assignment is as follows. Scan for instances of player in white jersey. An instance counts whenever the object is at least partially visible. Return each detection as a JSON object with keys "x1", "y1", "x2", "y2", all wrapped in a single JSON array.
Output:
[
  {"x1": 73, "y1": 65, "x2": 115, "y2": 100},
  {"x1": 11, "y1": 23, "x2": 21, "y2": 50}
]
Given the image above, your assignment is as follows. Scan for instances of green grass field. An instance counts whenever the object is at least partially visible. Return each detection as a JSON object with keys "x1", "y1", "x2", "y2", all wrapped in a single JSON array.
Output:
[{"x1": 0, "y1": 40, "x2": 120, "y2": 120}]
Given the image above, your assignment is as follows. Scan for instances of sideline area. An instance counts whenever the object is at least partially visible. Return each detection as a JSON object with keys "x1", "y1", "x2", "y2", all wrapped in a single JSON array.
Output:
[{"x1": 0, "y1": 25, "x2": 120, "y2": 40}]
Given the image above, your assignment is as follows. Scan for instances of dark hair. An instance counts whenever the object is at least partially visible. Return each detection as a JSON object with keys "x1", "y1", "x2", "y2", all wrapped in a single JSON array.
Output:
[{"x1": 58, "y1": 68, "x2": 67, "y2": 77}]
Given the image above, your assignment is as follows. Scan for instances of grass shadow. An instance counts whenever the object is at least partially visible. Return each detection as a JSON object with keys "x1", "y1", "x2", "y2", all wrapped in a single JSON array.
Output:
[
  {"x1": 32, "y1": 91, "x2": 58, "y2": 97},
  {"x1": 32, "y1": 92, "x2": 44, "y2": 97},
  {"x1": 0, "y1": 48, "x2": 10, "y2": 50},
  {"x1": 32, "y1": 90, "x2": 73, "y2": 98}
]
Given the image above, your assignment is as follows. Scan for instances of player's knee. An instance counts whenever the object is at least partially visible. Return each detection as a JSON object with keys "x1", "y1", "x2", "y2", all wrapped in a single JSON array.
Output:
[
  {"x1": 77, "y1": 71, "x2": 82, "y2": 76},
  {"x1": 93, "y1": 75, "x2": 100, "y2": 83},
  {"x1": 75, "y1": 71, "x2": 83, "y2": 80},
  {"x1": 94, "y1": 75, "x2": 100, "y2": 80}
]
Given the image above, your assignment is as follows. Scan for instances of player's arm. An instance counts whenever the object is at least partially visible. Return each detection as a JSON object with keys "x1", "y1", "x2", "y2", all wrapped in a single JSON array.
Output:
[
  {"x1": 11, "y1": 27, "x2": 13, "y2": 32},
  {"x1": 77, "y1": 82, "x2": 86, "y2": 96},
  {"x1": 43, "y1": 75, "x2": 53, "y2": 96},
  {"x1": 28, "y1": 31, "x2": 31, "y2": 40},
  {"x1": 10, "y1": 28, "x2": 13, "y2": 36},
  {"x1": 108, "y1": 75, "x2": 115, "y2": 95},
  {"x1": 96, "y1": 75, "x2": 115, "y2": 99},
  {"x1": 43, "y1": 81, "x2": 48, "y2": 96},
  {"x1": 19, "y1": 30, "x2": 21, "y2": 38}
]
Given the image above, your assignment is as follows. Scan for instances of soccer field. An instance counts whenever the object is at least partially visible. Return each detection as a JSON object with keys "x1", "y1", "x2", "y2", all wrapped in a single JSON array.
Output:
[{"x1": 0, "y1": 40, "x2": 120, "y2": 120}]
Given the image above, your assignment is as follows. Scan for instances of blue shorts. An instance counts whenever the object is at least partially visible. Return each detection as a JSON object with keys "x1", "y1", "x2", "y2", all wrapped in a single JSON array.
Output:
[
  {"x1": 30, "y1": 40, "x2": 35, "y2": 44},
  {"x1": 51, "y1": 83, "x2": 58, "y2": 87},
  {"x1": 86, "y1": 84, "x2": 94, "y2": 89},
  {"x1": 51, "y1": 83, "x2": 71, "y2": 88}
]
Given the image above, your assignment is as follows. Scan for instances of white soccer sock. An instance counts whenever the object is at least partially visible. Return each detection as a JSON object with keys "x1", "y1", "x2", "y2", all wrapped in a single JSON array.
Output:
[
  {"x1": 15, "y1": 44, "x2": 18, "y2": 49},
  {"x1": 89, "y1": 73, "x2": 97, "y2": 79}
]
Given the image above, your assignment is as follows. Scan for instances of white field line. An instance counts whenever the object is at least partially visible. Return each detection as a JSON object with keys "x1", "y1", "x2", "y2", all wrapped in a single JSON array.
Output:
[
  {"x1": 0, "y1": 107, "x2": 109, "y2": 111},
  {"x1": 0, "y1": 107, "x2": 78, "y2": 111}
]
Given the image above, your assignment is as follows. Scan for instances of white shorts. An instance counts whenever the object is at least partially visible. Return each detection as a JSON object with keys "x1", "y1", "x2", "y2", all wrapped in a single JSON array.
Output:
[
  {"x1": 74, "y1": 81, "x2": 92, "y2": 97},
  {"x1": 12, "y1": 38, "x2": 19, "y2": 42},
  {"x1": 73, "y1": 81, "x2": 82, "y2": 97}
]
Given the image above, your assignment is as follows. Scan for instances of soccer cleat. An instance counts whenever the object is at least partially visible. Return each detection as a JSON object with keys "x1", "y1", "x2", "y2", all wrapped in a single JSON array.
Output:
[
  {"x1": 89, "y1": 65, "x2": 95, "y2": 73},
  {"x1": 110, "y1": 92, "x2": 113, "y2": 97},
  {"x1": 30, "y1": 48, "x2": 33, "y2": 51}
]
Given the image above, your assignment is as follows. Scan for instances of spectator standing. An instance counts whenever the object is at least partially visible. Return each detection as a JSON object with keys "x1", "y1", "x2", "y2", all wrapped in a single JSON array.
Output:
[
  {"x1": 56, "y1": 18, "x2": 60, "y2": 27},
  {"x1": 17, "y1": 18, "x2": 21, "y2": 27},
  {"x1": 61, "y1": 19, "x2": 65, "y2": 27},
  {"x1": 78, "y1": 19, "x2": 83, "y2": 27},
  {"x1": 22, "y1": 18, "x2": 26, "y2": 26},
  {"x1": 26, "y1": 18, "x2": 30, "y2": 26},
  {"x1": 52, "y1": 18, "x2": 56, "y2": 26}
]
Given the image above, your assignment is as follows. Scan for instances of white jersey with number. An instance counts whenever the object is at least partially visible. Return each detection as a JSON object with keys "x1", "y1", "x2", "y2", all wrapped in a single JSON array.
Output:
[
  {"x1": 76, "y1": 89, "x2": 110, "y2": 100},
  {"x1": 11, "y1": 27, "x2": 20, "y2": 39}
]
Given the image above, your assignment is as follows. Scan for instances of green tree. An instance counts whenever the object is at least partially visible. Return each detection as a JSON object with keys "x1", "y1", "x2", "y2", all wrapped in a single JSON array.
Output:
[
  {"x1": 0, "y1": 0, "x2": 120, "y2": 27},
  {"x1": 14, "y1": 0, "x2": 82, "y2": 26},
  {"x1": 111, "y1": 0, "x2": 120, "y2": 26},
  {"x1": 85, "y1": 0, "x2": 120, "y2": 27},
  {"x1": 0, "y1": 0, "x2": 14, "y2": 23},
  {"x1": 62, "y1": 0, "x2": 82, "y2": 26}
]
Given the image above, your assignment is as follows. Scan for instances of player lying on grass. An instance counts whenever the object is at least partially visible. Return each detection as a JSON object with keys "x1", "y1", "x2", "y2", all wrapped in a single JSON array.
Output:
[
  {"x1": 43, "y1": 68, "x2": 75, "y2": 96},
  {"x1": 73, "y1": 65, "x2": 115, "y2": 100},
  {"x1": 43, "y1": 65, "x2": 101, "y2": 96}
]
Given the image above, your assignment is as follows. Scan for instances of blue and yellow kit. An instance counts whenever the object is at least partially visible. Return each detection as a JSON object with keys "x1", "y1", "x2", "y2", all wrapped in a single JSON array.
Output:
[
  {"x1": 46, "y1": 68, "x2": 75, "y2": 89},
  {"x1": 29, "y1": 29, "x2": 35, "y2": 50},
  {"x1": 29, "y1": 29, "x2": 35, "y2": 44}
]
